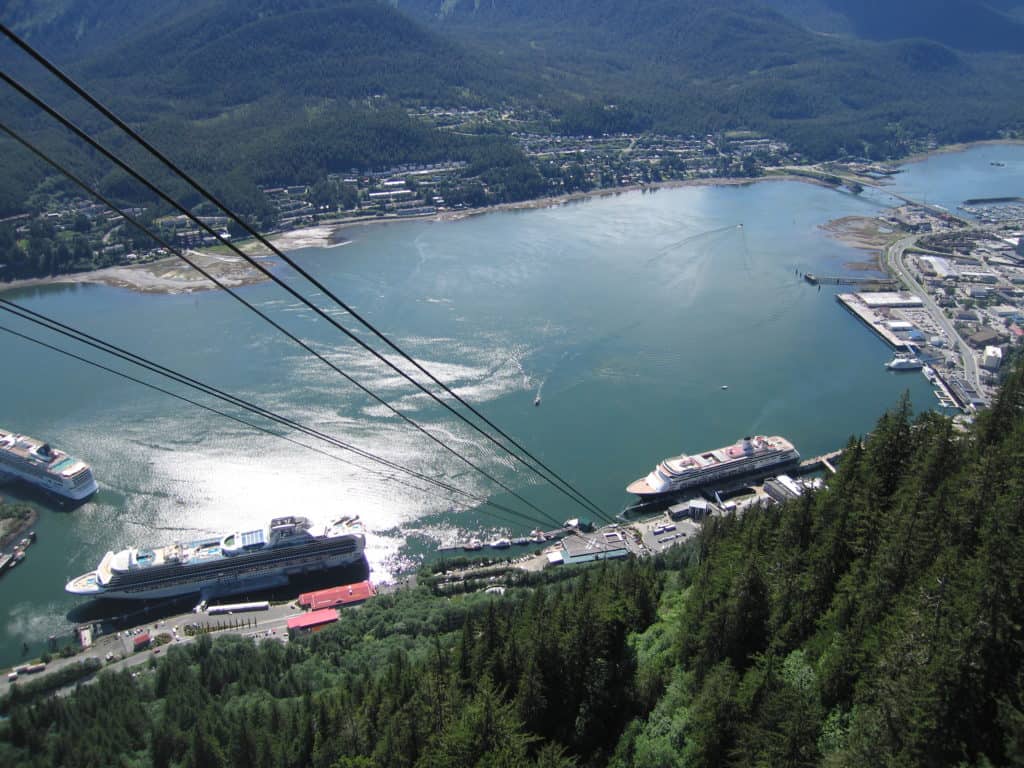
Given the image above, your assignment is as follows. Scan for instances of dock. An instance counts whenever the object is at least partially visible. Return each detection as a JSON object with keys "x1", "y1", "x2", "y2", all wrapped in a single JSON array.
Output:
[
  {"x1": 437, "y1": 526, "x2": 572, "y2": 553},
  {"x1": 835, "y1": 293, "x2": 911, "y2": 350},
  {"x1": 804, "y1": 273, "x2": 898, "y2": 290},
  {"x1": 794, "y1": 450, "x2": 843, "y2": 475}
]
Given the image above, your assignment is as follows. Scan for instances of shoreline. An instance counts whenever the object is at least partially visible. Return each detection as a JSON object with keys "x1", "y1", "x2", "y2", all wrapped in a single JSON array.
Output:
[
  {"x1": 898, "y1": 137, "x2": 1024, "y2": 166},
  {"x1": 0, "y1": 175, "x2": 824, "y2": 296},
  {"x1": 0, "y1": 504, "x2": 38, "y2": 552},
  {"x1": 0, "y1": 138, "x2": 1014, "y2": 296}
]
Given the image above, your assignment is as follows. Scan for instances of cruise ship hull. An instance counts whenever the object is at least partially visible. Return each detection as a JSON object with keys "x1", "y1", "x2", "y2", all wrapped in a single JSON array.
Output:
[
  {"x1": 0, "y1": 464, "x2": 98, "y2": 501},
  {"x1": 627, "y1": 436, "x2": 800, "y2": 497},
  {"x1": 67, "y1": 515, "x2": 366, "y2": 601},
  {"x1": 66, "y1": 549, "x2": 365, "y2": 600}
]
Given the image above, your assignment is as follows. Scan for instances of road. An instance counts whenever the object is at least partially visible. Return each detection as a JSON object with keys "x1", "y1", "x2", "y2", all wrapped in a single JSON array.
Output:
[
  {"x1": 884, "y1": 234, "x2": 981, "y2": 392},
  {"x1": 0, "y1": 602, "x2": 301, "y2": 699}
]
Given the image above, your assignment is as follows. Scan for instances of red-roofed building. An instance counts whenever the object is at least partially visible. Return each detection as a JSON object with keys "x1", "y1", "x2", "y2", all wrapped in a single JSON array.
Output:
[
  {"x1": 133, "y1": 632, "x2": 151, "y2": 650},
  {"x1": 287, "y1": 608, "x2": 339, "y2": 637},
  {"x1": 298, "y1": 581, "x2": 376, "y2": 611}
]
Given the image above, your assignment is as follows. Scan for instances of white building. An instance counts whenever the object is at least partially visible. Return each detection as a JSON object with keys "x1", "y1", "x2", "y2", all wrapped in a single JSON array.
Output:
[
  {"x1": 856, "y1": 292, "x2": 923, "y2": 309},
  {"x1": 983, "y1": 346, "x2": 1003, "y2": 371}
]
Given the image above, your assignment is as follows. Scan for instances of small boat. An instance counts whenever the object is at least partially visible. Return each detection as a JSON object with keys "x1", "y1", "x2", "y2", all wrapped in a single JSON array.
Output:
[
  {"x1": 534, "y1": 395, "x2": 541, "y2": 407},
  {"x1": 721, "y1": 385, "x2": 728, "y2": 390},
  {"x1": 488, "y1": 538, "x2": 512, "y2": 550},
  {"x1": 463, "y1": 539, "x2": 483, "y2": 552},
  {"x1": 512, "y1": 537, "x2": 530, "y2": 546}
]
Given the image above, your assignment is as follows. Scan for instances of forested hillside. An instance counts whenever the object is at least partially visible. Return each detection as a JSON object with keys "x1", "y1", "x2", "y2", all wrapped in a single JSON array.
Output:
[
  {"x1": 765, "y1": 0, "x2": 1024, "y2": 51},
  {"x1": 2, "y1": 362, "x2": 1023, "y2": 766},
  {"x1": 4, "y1": 0, "x2": 1024, "y2": 219},
  {"x1": 0, "y1": 0, "x2": 553, "y2": 218},
  {"x1": 398, "y1": 0, "x2": 1024, "y2": 156}
]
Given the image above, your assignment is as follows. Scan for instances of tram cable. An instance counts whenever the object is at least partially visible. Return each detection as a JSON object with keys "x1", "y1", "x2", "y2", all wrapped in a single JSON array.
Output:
[
  {"x1": 0, "y1": 27, "x2": 610, "y2": 523},
  {"x1": 0, "y1": 121, "x2": 564, "y2": 530},
  {"x1": 0, "y1": 314, "x2": 557, "y2": 533},
  {"x1": 0, "y1": 74, "x2": 606, "y2": 524}
]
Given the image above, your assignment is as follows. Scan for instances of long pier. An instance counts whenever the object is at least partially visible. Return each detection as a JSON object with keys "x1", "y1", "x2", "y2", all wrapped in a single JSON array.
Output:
[{"x1": 804, "y1": 273, "x2": 898, "y2": 289}]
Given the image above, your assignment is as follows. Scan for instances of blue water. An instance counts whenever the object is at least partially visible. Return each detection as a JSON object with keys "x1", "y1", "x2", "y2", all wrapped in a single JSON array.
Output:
[{"x1": 0, "y1": 143, "x2": 1020, "y2": 665}]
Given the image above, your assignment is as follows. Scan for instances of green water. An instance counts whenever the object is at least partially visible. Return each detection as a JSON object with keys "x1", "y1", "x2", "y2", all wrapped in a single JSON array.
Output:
[{"x1": 0, "y1": 145, "x2": 1019, "y2": 665}]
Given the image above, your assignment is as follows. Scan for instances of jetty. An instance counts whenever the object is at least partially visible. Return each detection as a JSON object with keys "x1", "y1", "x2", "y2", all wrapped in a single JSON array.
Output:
[{"x1": 804, "y1": 273, "x2": 898, "y2": 290}]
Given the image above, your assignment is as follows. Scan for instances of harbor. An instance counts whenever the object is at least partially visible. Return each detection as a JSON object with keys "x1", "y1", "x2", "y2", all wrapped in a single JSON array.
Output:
[{"x1": 2, "y1": 145, "x2": 1000, "y2": 667}]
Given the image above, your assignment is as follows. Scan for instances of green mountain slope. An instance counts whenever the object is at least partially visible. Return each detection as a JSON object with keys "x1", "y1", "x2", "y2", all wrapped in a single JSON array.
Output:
[
  {"x1": 0, "y1": 0, "x2": 554, "y2": 217},
  {"x1": 764, "y1": 0, "x2": 1024, "y2": 52},
  {"x1": 3, "y1": 0, "x2": 1024, "y2": 218},
  {"x1": 396, "y1": 0, "x2": 1024, "y2": 156}
]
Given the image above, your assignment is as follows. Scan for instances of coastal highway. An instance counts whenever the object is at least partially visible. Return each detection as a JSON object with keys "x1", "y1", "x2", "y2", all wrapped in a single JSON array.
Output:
[{"x1": 884, "y1": 234, "x2": 981, "y2": 393}]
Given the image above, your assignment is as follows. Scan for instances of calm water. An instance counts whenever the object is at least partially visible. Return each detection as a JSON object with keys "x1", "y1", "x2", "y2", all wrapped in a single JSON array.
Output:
[{"x1": 1, "y1": 144, "x2": 1020, "y2": 664}]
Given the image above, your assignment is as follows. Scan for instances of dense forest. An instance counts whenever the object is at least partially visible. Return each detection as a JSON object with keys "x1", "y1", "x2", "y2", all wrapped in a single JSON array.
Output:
[{"x1": 2, "y1": 360, "x2": 1023, "y2": 766}]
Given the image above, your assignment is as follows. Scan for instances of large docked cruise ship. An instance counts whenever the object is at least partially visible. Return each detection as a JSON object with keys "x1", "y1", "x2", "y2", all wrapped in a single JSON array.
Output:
[
  {"x1": 66, "y1": 515, "x2": 366, "y2": 600},
  {"x1": 627, "y1": 435, "x2": 799, "y2": 497},
  {"x1": 0, "y1": 428, "x2": 98, "y2": 501}
]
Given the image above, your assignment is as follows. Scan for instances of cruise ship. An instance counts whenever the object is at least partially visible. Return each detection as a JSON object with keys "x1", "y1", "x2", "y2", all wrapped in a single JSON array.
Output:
[
  {"x1": 0, "y1": 428, "x2": 98, "y2": 501},
  {"x1": 66, "y1": 515, "x2": 366, "y2": 600},
  {"x1": 627, "y1": 435, "x2": 800, "y2": 497}
]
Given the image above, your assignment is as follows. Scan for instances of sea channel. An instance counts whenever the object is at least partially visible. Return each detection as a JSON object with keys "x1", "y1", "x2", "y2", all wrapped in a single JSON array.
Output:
[{"x1": 0, "y1": 143, "x2": 1020, "y2": 666}]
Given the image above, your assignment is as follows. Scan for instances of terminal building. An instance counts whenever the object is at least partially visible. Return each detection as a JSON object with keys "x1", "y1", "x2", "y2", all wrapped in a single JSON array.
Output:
[
  {"x1": 558, "y1": 530, "x2": 629, "y2": 565},
  {"x1": 287, "y1": 608, "x2": 339, "y2": 637},
  {"x1": 298, "y1": 580, "x2": 376, "y2": 611},
  {"x1": 855, "y1": 292, "x2": 923, "y2": 309},
  {"x1": 764, "y1": 475, "x2": 804, "y2": 504},
  {"x1": 668, "y1": 498, "x2": 712, "y2": 520}
]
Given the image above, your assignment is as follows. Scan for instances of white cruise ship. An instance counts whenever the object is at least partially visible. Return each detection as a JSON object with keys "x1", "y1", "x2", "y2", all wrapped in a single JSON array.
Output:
[
  {"x1": 885, "y1": 355, "x2": 924, "y2": 371},
  {"x1": 0, "y1": 428, "x2": 98, "y2": 501},
  {"x1": 66, "y1": 515, "x2": 366, "y2": 600},
  {"x1": 627, "y1": 435, "x2": 800, "y2": 497}
]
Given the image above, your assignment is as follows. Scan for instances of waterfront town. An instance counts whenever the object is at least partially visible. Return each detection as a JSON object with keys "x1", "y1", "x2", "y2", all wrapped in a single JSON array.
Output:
[
  {"x1": 0, "y1": 124, "x2": 801, "y2": 275},
  {"x1": 822, "y1": 163, "x2": 1024, "y2": 412}
]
